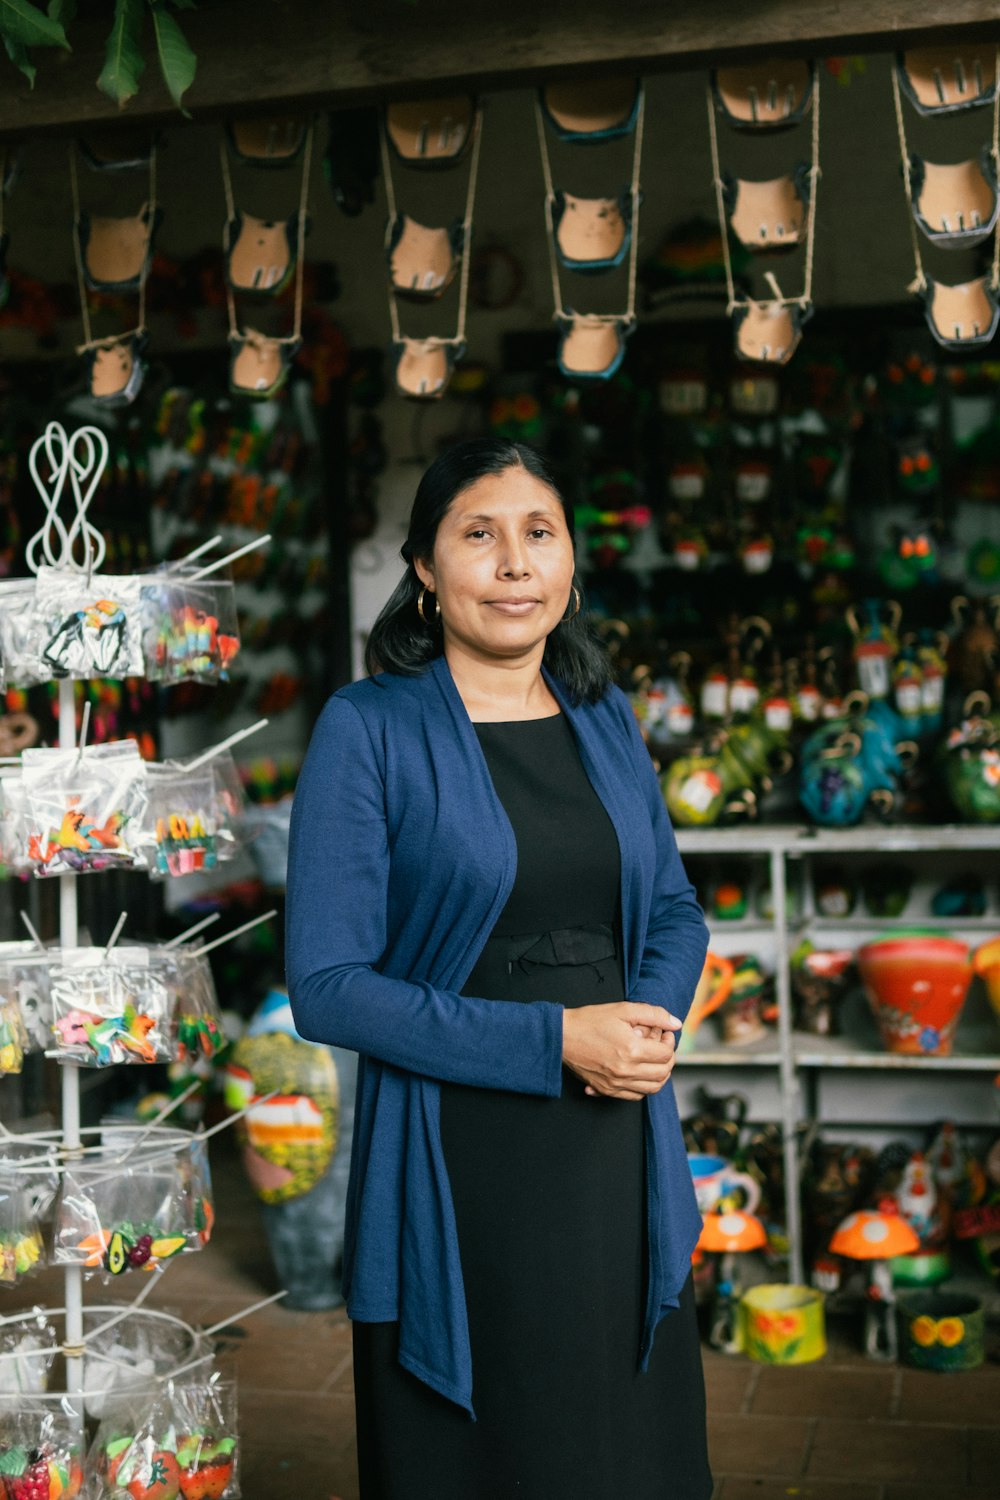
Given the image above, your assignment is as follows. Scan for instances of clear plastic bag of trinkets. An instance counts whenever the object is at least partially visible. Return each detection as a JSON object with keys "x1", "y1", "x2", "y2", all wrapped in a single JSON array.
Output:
[
  {"x1": 0, "y1": 1177, "x2": 45, "y2": 1286},
  {"x1": 0, "y1": 579, "x2": 46, "y2": 688},
  {"x1": 56, "y1": 1139, "x2": 210, "y2": 1279},
  {"x1": 211, "y1": 751, "x2": 247, "y2": 853},
  {"x1": 0, "y1": 1311, "x2": 58, "y2": 1406},
  {"x1": 168, "y1": 1375, "x2": 241, "y2": 1499},
  {"x1": 82, "y1": 1313, "x2": 192, "y2": 1419},
  {"x1": 0, "y1": 944, "x2": 55, "y2": 1056},
  {"x1": 163, "y1": 948, "x2": 227, "y2": 1063},
  {"x1": 19, "y1": 742, "x2": 148, "y2": 876},
  {"x1": 35, "y1": 567, "x2": 143, "y2": 680},
  {"x1": 86, "y1": 1388, "x2": 180, "y2": 1498},
  {"x1": 49, "y1": 947, "x2": 173, "y2": 1067},
  {"x1": 144, "y1": 763, "x2": 221, "y2": 877},
  {"x1": 0, "y1": 1135, "x2": 60, "y2": 1229},
  {"x1": 140, "y1": 575, "x2": 240, "y2": 685},
  {"x1": 0, "y1": 992, "x2": 27, "y2": 1077},
  {"x1": 0, "y1": 768, "x2": 29, "y2": 877},
  {"x1": 84, "y1": 1379, "x2": 238, "y2": 1497},
  {"x1": 0, "y1": 1403, "x2": 85, "y2": 1495}
]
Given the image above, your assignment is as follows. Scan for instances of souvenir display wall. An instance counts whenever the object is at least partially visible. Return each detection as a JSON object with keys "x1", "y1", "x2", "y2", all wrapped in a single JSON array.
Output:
[
  {"x1": 0, "y1": 422, "x2": 277, "y2": 1493},
  {"x1": 493, "y1": 304, "x2": 1000, "y2": 1346},
  {"x1": 496, "y1": 313, "x2": 1000, "y2": 833}
]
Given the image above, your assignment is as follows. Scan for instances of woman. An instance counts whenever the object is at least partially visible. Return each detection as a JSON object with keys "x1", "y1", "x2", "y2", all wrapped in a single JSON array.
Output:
[{"x1": 286, "y1": 438, "x2": 712, "y2": 1500}]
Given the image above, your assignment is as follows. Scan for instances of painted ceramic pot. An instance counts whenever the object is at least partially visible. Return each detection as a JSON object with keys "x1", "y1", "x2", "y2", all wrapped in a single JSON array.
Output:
[
  {"x1": 719, "y1": 953, "x2": 770, "y2": 1046},
  {"x1": 857, "y1": 934, "x2": 973, "y2": 1056},
  {"x1": 790, "y1": 945, "x2": 854, "y2": 1036},
  {"x1": 972, "y1": 935, "x2": 1000, "y2": 1027},
  {"x1": 224, "y1": 988, "x2": 357, "y2": 1310},
  {"x1": 687, "y1": 1153, "x2": 761, "y2": 1215},
  {"x1": 897, "y1": 1290, "x2": 984, "y2": 1371},
  {"x1": 740, "y1": 1283, "x2": 827, "y2": 1365},
  {"x1": 676, "y1": 952, "x2": 733, "y2": 1055}
]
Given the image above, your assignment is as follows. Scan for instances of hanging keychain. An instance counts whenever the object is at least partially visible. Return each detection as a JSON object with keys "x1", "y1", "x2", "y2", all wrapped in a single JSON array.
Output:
[
  {"x1": 707, "y1": 65, "x2": 821, "y2": 365},
  {"x1": 891, "y1": 49, "x2": 1000, "y2": 349},
  {"x1": 535, "y1": 87, "x2": 645, "y2": 379},
  {"x1": 380, "y1": 106, "x2": 483, "y2": 398},
  {"x1": 70, "y1": 144, "x2": 158, "y2": 406},
  {"x1": 222, "y1": 124, "x2": 314, "y2": 398}
]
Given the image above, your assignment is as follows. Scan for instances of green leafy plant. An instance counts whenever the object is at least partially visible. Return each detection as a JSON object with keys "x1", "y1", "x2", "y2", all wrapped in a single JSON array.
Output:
[{"x1": 0, "y1": 0, "x2": 198, "y2": 112}]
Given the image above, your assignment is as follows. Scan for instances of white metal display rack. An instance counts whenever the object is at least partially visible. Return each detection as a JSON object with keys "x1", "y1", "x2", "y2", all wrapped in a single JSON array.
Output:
[
  {"x1": 675, "y1": 824, "x2": 1000, "y2": 1284},
  {"x1": 1, "y1": 422, "x2": 275, "y2": 1447}
]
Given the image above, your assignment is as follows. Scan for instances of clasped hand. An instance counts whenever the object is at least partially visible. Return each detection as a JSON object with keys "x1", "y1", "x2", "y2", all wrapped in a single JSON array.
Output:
[{"x1": 561, "y1": 1002, "x2": 681, "y2": 1101}]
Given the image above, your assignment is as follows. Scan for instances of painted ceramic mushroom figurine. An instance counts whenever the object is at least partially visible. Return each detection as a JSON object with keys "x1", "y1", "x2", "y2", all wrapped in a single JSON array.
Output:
[
  {"x1": 829, "y1": 1202, "x2": 920, "y2": 1360},
  {"x1": 697, "y1": 1209, "x2": 767, "y2": 1354}
]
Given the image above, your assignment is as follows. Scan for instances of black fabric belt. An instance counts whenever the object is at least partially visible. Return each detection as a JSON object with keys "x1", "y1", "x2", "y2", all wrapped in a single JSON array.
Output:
[{"x1": 485, "y1": 923, "x2": 617, "y2": 975}]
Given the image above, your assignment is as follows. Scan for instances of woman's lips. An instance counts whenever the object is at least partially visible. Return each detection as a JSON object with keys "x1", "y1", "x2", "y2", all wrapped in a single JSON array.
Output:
[{"x1": 484, "y1": 599, "x2": 540, "y2": 616}]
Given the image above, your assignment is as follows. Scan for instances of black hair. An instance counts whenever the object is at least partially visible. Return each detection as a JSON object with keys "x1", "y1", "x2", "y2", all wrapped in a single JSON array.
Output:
[{"x1": 364, "y1": 437, "x2": 612, "y2": 704}]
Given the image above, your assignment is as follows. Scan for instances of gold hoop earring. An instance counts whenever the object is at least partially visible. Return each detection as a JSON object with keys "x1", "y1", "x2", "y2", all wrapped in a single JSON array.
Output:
[
  {"x1": 417, "y1": 587, "x2": 441, "y2": 627},
  {"x1": 563, "y1": 586, "x2": 581, "y2": 622}
]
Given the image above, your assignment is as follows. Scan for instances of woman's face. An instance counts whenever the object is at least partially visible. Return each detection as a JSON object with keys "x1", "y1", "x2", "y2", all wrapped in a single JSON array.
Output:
[{"x1": 414, "y1": 467, "x2": 575, "y2": 667}]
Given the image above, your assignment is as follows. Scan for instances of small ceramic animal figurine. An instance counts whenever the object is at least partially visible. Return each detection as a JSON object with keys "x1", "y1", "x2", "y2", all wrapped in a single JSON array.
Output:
[
  {"x1": 949, "y1": 595, "x2": 1000, "y2": 695},
  {"x1": 847, "y1": 599, "x2": 902, "y2": 700},
  {"x1": 928, "y1": 1122, "x2": 982, "y2": 1212},
  {"x1": 940, "y1": 691, "x2": 1000, "y2": 822},
  {"x1": 897, "y1": 1151, "x2": 948, "y2": 1248}
]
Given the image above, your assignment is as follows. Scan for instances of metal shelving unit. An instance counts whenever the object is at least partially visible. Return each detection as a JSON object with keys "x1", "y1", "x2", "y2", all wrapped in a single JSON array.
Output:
[{"x1": 674, "y1": 824, "x2": 1000, "y2": 1284}]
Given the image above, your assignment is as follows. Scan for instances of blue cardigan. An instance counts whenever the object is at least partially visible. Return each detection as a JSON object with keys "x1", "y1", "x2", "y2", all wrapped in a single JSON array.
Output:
[{"x1": 285, "y1": 654, "x2": 708, "y2": 1415}]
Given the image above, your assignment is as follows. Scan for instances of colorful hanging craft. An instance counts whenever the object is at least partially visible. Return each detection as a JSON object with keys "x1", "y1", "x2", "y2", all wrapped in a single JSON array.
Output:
[
  {"x1": 78, "y1": 127, "x2": 155, "y2": 172},
  {"x1": 227, "y1": 114, "x2": 308, "y2": 167},
  {"x1": 384, "y1": 95, "x2": 477, "y2": 165},
  {"x1": 70, "y1": 142, "x2": 158, "y2": 406},
  {"x1": 712, "y1": 58, "x2": 815, "y2": 130},
  {"x1": 892, "y1": 47, "x2": 1000, "y2": 349},
  {"x1": 707, "y1": 60, "x2": 821, "y2": 364},
  {"x1": 220, "y1": 122, "x2": 314, "y2": 396},
  {"x1": 539, "y1": 78, "x2": 641, "y2": 143},
  {"x1": 535, "y1": 84, "x2": 645, "y2": 379},
  {"x1": 380, "y1": 101, "x2": 483, "y2": 398},
  {"x1": 897, "y1": 45, "x2": 997, "y2": 116}
]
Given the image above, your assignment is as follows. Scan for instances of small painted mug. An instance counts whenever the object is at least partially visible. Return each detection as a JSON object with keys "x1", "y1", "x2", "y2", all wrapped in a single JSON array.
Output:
[{"x1": 687, "y1": 1152, "x2": 761, "y2": 1214}]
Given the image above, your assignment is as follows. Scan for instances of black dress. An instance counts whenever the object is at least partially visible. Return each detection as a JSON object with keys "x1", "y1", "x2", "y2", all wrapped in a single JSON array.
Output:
[{"x1": 353, "y1": 715, "x2": 711, "y2": 1500}]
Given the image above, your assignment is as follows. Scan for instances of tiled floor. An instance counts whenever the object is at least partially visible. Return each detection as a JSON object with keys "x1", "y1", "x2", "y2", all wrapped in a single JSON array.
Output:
[{"x1": 9, "y1": 1135, "x2": 1000, "y2": 1500}]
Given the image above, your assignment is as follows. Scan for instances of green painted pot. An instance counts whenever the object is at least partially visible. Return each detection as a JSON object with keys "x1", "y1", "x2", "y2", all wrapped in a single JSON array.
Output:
[
  {"x1": 897, "y1": 1290, "x2": 984, "y2": 1371},
  {"x1": 891, "y1": 1250, "x2": 951, "y2": 1287}
]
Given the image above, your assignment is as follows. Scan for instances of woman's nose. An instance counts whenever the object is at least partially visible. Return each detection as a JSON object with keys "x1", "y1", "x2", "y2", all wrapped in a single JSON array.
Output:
[{"x1": 498, "y1": 536, "x2": 530, "y2": 575}]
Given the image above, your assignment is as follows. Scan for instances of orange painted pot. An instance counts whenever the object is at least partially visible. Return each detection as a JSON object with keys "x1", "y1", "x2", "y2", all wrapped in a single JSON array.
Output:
[
  {"x1": 972, "y1": 936, "x2": 1000, "y2": 1027},
  {"x1": 857, "y1": 933, "x2": 973, "y2": 1056}
]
